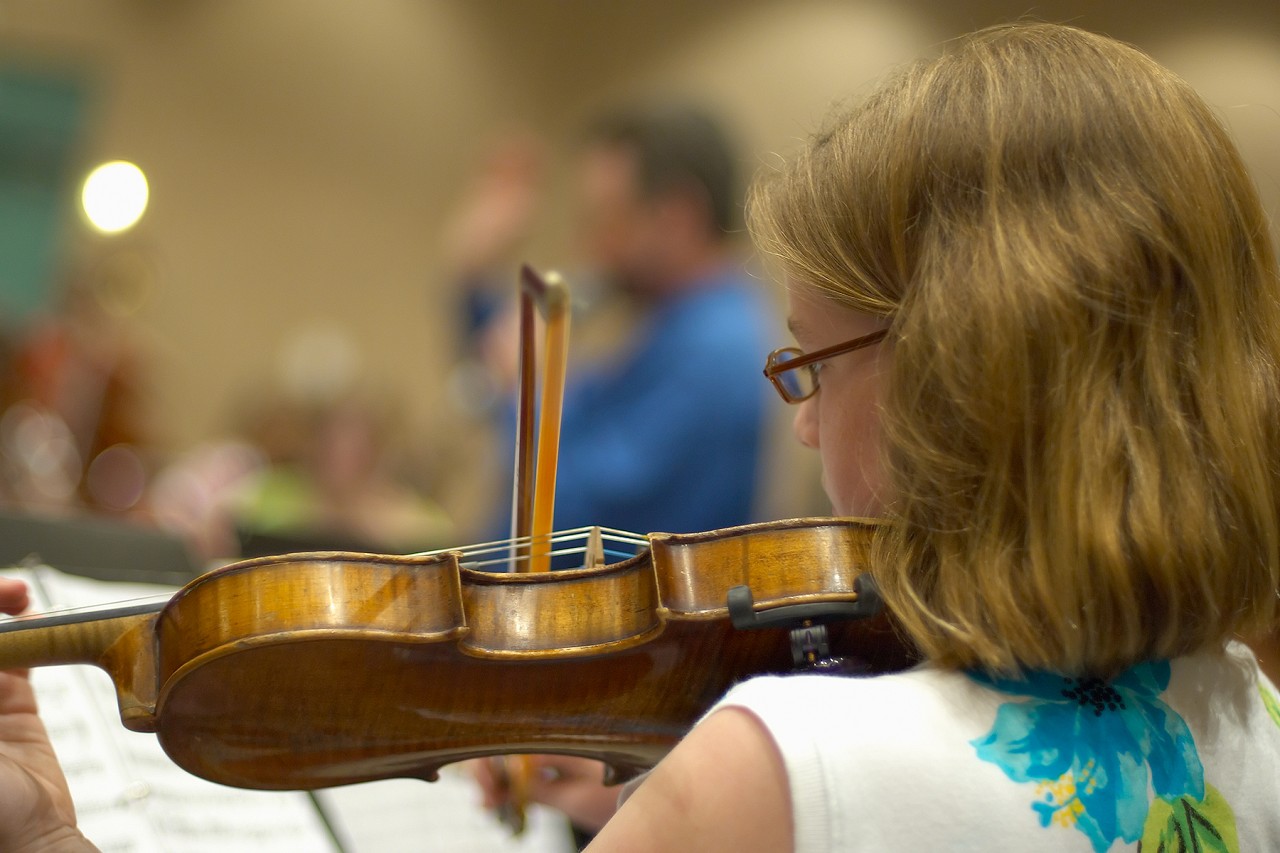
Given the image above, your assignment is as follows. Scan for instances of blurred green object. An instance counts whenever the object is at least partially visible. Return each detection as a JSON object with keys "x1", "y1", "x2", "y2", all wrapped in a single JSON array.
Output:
[{"x1": 0, "y1": 66, "x2": 86, "y2": 327}]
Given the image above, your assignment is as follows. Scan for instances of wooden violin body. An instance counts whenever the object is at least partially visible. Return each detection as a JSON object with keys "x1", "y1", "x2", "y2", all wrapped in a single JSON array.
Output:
[{"x1": 0, "y1": 517, "x2": 911, "y2": 791}]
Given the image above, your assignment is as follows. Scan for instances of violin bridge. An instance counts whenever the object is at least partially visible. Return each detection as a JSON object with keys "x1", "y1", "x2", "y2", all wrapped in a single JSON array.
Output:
[{"x1": 586, "y1": 526, "x2": 606, "y2": 568}]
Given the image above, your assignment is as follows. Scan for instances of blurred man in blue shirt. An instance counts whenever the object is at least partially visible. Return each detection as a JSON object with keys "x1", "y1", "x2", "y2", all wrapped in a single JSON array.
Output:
[{"x1": 458, "y1": 103, "x2": 773, "y2": 539}]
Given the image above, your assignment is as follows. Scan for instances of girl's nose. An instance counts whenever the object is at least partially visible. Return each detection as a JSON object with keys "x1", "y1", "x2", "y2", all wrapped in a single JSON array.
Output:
[{"x1": 792, "y1": 396, "x2": 819, "y2": 449}]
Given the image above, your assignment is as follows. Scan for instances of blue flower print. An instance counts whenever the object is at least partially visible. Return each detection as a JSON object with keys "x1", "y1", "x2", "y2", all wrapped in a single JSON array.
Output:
[{"x1": 969, "y1": 661, "x2": 1204, "y2": 852}]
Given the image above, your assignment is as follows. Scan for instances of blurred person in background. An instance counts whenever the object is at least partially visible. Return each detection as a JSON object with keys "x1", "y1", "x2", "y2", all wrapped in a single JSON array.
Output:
[
  {"x1": 0, "y1": 263, "x2": 151, "y2": 516},
  {"x1": 147, "y1": 386, "x2": 453, "y2": 564},
  {"x1": 446, "y1": 102, "x2": 775, "y2": 543}
]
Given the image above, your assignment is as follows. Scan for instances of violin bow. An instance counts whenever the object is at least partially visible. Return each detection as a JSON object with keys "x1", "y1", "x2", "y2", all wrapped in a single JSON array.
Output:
[
  {"x1": 498, "y1": 265, "x2": 572, "y2": 834},
  {"x1": 510, "y1": 265, "x2": 571, "y2": 573}
]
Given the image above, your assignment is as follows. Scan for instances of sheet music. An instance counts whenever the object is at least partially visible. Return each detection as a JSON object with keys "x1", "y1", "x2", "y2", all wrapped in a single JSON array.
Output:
[
  {"x1": 17, "y1": 566, "x2": 342, "y2": 852},
  {"x1": 6, "y1": 565, "x2": 575, "y2": 853},
  {"x1": 319, "y1": 773, "x2": 575, "y2": 853}
]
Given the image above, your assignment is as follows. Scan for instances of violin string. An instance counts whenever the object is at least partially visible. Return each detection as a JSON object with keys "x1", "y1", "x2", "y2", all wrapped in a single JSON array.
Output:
[
  {"x1": 407, "y1": 526, "x2": 649, "y2": 569},
  {"x1": 1, "y1": 529, "x2": 655, "y2": 624},
  {"x1": 0, "y1": 590, "x2": 172, "y2": 624},
  {"x1": 423, "y1": 525, "x2": 648, "y2": 553},
  {"x1": 455, "y1": 543, "x2": 646, "y2": 571}
]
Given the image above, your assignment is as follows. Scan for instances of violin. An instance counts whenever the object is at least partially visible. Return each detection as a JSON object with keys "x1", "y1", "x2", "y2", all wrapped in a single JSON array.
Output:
[
  {"x1": 0, "y1": 517, "x2": 912, "y2": 792},
  {"x1": 0, "y1": 267, "x2": 915, "y2": 824}
]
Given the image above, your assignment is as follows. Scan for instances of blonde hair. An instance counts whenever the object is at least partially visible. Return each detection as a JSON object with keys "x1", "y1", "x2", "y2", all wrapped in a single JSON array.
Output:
[{"x1": 749, "y1": 23, "x2": 1280, "y2": 677}]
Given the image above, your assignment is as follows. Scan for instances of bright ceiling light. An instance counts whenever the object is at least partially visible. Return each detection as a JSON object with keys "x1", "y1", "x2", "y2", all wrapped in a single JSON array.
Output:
[{"x1": 82, "y1": 160, "x2": 149, "y2": 234}]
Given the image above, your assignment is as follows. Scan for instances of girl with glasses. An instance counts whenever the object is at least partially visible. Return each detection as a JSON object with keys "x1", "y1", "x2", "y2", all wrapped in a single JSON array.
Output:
[{"x1": 592, "y1": 22, "x2": 1280, "y2": 851}]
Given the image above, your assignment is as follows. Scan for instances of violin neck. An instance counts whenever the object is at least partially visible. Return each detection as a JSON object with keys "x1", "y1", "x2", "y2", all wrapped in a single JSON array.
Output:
[{"x1": 0, "y1": 602, "x2": 162, "y2": 671}]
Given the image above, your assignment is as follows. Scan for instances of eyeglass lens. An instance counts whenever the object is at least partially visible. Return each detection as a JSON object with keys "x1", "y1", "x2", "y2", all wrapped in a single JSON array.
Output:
[{"x1": 772, "y1": 349, "x2": 817, "y2": 400}]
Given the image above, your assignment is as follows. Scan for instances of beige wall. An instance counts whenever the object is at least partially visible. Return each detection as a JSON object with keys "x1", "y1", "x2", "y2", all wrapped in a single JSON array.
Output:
[{"x1": 3, "y1": 0, "x2": 1278, "y2": 525}]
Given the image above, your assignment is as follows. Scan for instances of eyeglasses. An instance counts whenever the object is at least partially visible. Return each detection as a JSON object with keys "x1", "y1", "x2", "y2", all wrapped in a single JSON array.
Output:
[{"x1": 763, "y1": 328, "x2": 889, "y2": 403}]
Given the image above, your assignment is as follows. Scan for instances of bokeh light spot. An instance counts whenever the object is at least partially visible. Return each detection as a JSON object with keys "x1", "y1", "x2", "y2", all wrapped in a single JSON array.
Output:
[{"x1": 82, "y1": 160, "x2": 150, "y2": 234}]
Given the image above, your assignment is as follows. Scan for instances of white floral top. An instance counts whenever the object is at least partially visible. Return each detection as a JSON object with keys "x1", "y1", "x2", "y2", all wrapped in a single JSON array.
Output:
[{"x1": 711, "y1": 642, "x2": 1280, "y2": 852}]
